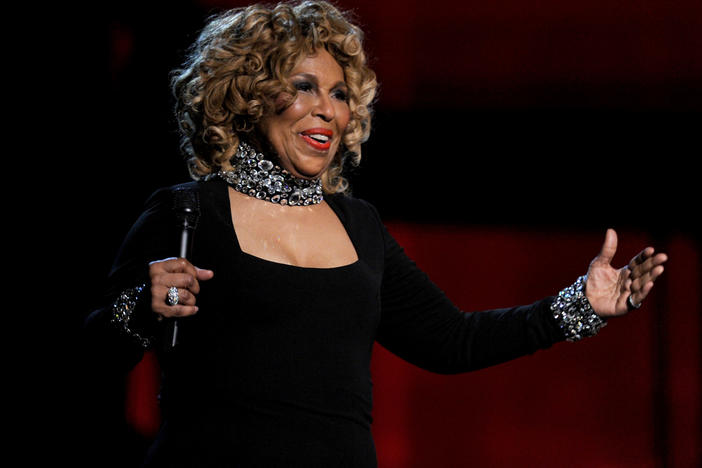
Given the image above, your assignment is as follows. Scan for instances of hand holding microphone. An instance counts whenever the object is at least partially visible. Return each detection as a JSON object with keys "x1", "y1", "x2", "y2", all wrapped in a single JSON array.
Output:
[
  {"x1": 148, "y1": 187, "x2": 213, "y2": 349},
  {"x1": 149, "y1": 258, "x2": 213, "y2": 320}
]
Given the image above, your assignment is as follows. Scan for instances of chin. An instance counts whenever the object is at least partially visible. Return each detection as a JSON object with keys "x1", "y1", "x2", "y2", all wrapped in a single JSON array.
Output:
[
  {"x1": 294, "y1": 168, "x2": 327, "y2": 179},
  {"x1": 292, "y1": 158, "x2": 334, "y2": 179}
]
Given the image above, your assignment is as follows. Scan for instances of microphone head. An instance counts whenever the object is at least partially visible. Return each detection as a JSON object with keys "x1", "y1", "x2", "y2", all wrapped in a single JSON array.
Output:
[{"x1": 172, "y1": 187, "x2": 200, "y2": 229}]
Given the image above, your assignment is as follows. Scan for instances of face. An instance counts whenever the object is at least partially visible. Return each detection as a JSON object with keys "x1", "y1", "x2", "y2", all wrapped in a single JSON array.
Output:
[{"x1": 259, "y1": 49, "x2": 351, "y2": 179}]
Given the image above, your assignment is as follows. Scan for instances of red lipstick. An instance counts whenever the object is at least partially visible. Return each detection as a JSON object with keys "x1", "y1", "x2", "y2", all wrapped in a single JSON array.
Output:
[{"x1": 299, "y1": 128, "x2": 333, "y2": 151}]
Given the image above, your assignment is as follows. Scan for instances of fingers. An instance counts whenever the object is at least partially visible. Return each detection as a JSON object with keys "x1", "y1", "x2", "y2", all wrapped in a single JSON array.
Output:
[
  {"x1": 629, "y1": 264, "x2": 666, "y2": 305},
  {"x1": 149, "y1": 257, "x2": 214, "y2": 319},
  {"x1": 630, "y1": 265, "x2": 664, "y2": 289},
  {"x1": 627, "y1": 249, "x2": 668, "y2": 307},
  {"x1": 196, "y1": 267, "x2": 215, "y2": 281},
  {"x1": 629, "y1": 250, "x2": 668, "y2": 283},
  {"x1": 630, "y1": 250, "x2": 668, "y2": 272},
  {"x1": 151, "y1": 257, "x2": 205, "y2": 280},
  {"x1": 630, "y1": 280, "x2": 655, "y2": 306},
  {"x1": 628, "y1": 247, "x2": 654, "y2": 269},
  {"x1": 589, "y1": 231, "x2": 669, "y2": 315},
  {"x1": 593, "y1": 228, "x2": 618, "y2": 266},
  {"x1": 152, "y1": 291, "x2": 200, "y2": 318}
]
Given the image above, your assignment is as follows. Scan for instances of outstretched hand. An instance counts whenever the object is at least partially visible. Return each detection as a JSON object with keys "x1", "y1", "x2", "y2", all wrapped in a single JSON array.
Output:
[{"x1": 585, "y1": 229, "x2": 668, "y2": 317}]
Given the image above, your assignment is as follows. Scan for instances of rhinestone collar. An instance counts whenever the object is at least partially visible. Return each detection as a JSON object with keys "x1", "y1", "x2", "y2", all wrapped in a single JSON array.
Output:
[{"x1": 213, "y1": 141, "x2": 323, "y2": 206}]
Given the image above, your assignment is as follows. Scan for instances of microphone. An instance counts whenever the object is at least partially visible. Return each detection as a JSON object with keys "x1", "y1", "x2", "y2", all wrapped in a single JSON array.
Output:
[{"x1": 168, "y1": 186, "x2": 200, "y2": 349}]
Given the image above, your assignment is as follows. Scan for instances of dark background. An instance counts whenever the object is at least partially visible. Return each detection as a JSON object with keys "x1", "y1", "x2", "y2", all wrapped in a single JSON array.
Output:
[
  {"x1": 61, "y1": 0, "x2": 702, "y2": 232},
  {"x1": 50, "y1": 0, "x2": 700, "y2": 466}
]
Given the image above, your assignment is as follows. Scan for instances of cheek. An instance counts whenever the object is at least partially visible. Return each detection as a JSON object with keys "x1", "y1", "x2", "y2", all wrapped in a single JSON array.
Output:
[
  {"x1": 274, "y1": 92, "x2": 294, "y2": 112},
  {"x1": 275, "y1": 96, "x2": 310, "y2": 130},
  {"x1": 336, "y1": 104, "x2": 351, "y2": 134},
  {"x1": 264, "y1": 101, "x2": 306, "y2": 144}
]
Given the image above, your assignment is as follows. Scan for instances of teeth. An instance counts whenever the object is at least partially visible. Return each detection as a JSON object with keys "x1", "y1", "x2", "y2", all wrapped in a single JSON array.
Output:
[{"x1": 308, "y1": 134, "x2": 329, "y2": 142}]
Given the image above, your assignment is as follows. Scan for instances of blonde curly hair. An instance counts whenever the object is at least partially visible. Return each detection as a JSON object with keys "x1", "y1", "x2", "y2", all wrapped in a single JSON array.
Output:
[{"x1": 171, "y1": 0, "x2": 377, "y2": 194}]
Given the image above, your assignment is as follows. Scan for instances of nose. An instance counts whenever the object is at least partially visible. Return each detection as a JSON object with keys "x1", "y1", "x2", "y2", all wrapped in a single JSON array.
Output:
[{"x1": 312, "y1": 94, "x2": 335, "y2": 122}]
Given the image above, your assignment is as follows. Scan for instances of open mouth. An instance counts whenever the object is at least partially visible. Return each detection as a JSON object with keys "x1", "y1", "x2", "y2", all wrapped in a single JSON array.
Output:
[{"x1": 300, "y1": 128, "x2": 333, "y2": 150}]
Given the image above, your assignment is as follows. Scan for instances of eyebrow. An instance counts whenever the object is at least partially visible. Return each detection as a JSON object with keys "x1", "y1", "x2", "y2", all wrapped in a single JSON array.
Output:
[{"x1": 292, "y1": 73, "x2": 347, "y2": 90}]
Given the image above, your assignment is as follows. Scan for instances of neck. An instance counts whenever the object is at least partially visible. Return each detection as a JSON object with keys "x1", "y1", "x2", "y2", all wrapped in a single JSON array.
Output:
[{"x1": 213, "y1": 140, "x2": 323, "y2": 206}]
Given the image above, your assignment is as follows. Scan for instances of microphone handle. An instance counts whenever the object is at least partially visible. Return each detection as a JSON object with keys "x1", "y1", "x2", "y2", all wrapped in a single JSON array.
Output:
[
  {"x1": 169, "y1": 226, "x2": 193, "y2": 349},
  {"x1": 179, "y1": 227, "x2": 192, "y2": 259}
]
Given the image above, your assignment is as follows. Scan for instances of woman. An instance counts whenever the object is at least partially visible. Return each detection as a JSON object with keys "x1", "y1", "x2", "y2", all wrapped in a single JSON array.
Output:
[{"x1": 86, "y1": 1, "x2": 667, "y2": 466}]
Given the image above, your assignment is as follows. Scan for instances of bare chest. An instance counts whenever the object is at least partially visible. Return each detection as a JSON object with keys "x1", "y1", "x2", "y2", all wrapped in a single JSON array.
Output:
[{"x1": 228, "y1": 188, "x2": 358, "y2": 268}]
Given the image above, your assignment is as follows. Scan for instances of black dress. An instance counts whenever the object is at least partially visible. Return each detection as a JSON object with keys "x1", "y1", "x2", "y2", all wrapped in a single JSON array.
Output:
[{"x1": 85, "y1": 178, "x2": 565, "y2": 467}]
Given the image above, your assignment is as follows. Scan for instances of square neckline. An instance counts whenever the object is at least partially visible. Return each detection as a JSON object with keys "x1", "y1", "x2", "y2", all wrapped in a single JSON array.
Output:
[{"x1": 219, "y1": 181, "x2": 361, "y2": 271}]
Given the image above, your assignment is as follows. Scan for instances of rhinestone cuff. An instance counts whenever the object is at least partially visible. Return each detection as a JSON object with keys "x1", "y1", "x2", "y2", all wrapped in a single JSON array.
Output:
[
  {"x1": 110, "y1": 283, "x2": 152, "y2": 349},
  {"x1": 551, "y1": 275, "x2": 607, "y2": 342}
]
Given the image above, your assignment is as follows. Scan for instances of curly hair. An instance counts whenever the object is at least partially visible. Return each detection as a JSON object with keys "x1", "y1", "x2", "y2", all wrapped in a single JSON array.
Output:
[{"x1": 171, "y1": 0, "x2": 377, "y2": 194}]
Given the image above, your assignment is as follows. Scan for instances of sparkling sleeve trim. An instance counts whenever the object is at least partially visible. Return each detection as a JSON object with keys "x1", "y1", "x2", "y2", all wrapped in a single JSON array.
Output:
[
  {"x1": 110, "y1": 283, "x2": 152, "y2": 349},
  {"x1": 551, "y1": 276, "x2": 607, "y2": 342}
]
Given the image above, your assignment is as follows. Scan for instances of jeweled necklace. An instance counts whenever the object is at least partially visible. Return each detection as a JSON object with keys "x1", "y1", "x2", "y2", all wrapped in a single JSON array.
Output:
[{"x1": 213, "y1": 140, "x2": 323, "y2": 206}]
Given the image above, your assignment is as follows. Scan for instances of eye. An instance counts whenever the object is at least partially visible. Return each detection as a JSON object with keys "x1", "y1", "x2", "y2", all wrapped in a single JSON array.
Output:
[
  {"x1": 293, "y1": 80, "x2": 314, "y2": 93},
  {"x1": 332, "y1": 88, "x2": 349, "y2": 102}
]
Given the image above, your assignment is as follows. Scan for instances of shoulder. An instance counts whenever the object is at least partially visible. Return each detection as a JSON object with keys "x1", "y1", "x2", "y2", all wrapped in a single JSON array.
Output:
[
  {"x1": 326, "y1": 192, "x2": 382, "y2": 225},
  {"x1": 143, "y1": 179, "x2": 221, "y2": 209},
  {"x1": 326, "y1": 191, "x2": 379, "y2": 214},
  {"x1": 326, "y1": 192, "x2": 387, "y2": 263},
  {"x1": 147, "y1": 180, "x2": 201, "y2": 200}
]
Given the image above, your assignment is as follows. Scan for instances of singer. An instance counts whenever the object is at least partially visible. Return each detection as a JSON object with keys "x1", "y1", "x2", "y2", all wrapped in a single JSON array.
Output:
[{"x1": 85, "y1": 1, "x2": 668, "y2": 466}]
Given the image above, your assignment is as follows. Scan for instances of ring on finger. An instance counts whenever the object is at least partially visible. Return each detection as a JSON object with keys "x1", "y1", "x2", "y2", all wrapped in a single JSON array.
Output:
[
  {"x1": 166, "y1": 286, "x2": 180, "y2": 306},
  {"x1": 627, "y1": 294, "x2": 642, "y2": 310}
]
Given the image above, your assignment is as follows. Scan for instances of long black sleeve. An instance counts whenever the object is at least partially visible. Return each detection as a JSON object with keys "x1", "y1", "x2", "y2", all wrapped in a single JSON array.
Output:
[
  {"x1": 373, "y1": 211, "x2": 566, "y2": 374},
  {"x1": 83, "y1": 186, "x2": 182, "y2": 372}
]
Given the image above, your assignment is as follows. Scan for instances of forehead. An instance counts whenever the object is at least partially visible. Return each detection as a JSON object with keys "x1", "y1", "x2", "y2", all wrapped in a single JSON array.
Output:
[{"x1": 290, "y1": 49, "x2": 345, "y2": 83}]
